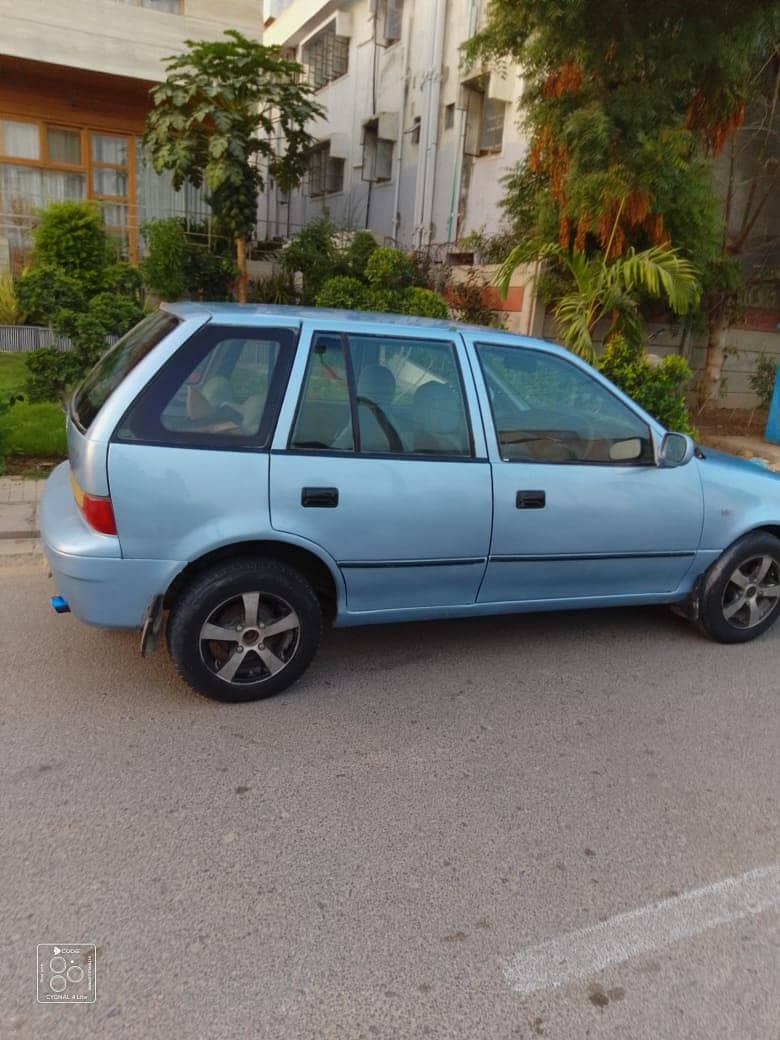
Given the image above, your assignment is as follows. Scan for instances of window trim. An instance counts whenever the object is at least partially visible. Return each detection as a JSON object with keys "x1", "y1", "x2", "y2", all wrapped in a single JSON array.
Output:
[
  {"x1": 0, "y1": 115, "x2": 137, "y2": 260},
  {"x1": 474, "y1": 341, "x2": 655, "y2": 467},
  {"x1": 112, "y1": 325, "x2": 298, "y2": 452},
  {"x1": 287, "y1": 330, "x2": 477, "y2": 461}
]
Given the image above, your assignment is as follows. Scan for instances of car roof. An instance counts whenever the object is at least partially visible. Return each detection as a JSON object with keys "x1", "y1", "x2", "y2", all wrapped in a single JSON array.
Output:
[{"x1": 162, "y1": 301, "x2": 550, "y2": 346}]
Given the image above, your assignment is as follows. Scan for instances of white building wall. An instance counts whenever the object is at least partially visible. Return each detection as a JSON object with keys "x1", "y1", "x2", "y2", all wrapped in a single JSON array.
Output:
[
  {"x1": 0, "y1": 0, "x2": 262, "y2": 83},
  {"x1": 262, "y1": 0, "x2": 528, "y2": 249}
]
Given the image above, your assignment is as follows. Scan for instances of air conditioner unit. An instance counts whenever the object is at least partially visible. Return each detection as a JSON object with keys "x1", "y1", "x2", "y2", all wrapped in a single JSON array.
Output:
[
  {"x1": 328, "y1": 133, "x2": 351, "y2": 160},
  {"x1": 334, "y1": 9, "x2": 353, "y2": 36},
  {"x1": 487, "y1": 69, "x2": 515, "y2": 103}
]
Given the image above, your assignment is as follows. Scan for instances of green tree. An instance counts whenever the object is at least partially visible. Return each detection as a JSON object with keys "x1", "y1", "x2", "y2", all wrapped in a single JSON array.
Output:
[
  {"x1": 468, "y1": 1, "x2": 779, "y2": 398},
  {"x1": 143, "y1": 30, "x2": 324, "y2": 302}
]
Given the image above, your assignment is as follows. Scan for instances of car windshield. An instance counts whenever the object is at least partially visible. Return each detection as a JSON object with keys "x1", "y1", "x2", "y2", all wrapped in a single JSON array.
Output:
[{"x1": 71, "y1": 311, "x2": 180, "y2": 432}]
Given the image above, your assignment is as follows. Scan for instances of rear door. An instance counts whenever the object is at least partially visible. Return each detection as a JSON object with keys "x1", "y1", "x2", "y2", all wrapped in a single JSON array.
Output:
[
  {"x1": 109, "y1": 323, "x2": 296, "y2": 561},
  {"x1": 269, "y1": 323, "x2": 493, "y2": 614}
]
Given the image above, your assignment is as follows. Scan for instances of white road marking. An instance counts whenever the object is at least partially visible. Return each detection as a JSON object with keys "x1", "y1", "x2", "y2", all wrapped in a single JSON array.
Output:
[{"x1": 504, "y1": 864, "x2": 780, "y2": 996}]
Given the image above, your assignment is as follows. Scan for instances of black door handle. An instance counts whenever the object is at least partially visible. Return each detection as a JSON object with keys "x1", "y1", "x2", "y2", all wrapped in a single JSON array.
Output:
[
  {"x1": 516, "y1": 490, "x2": 546, "y2": 509},
  {"x1": 301, "y1": 486, "x2": 339, "y2": 508}
]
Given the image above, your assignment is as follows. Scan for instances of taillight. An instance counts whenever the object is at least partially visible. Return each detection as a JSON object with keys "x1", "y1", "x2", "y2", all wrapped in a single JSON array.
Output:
[{"x1": 70, "y1": 470, "x2": 117, "y2": 535}]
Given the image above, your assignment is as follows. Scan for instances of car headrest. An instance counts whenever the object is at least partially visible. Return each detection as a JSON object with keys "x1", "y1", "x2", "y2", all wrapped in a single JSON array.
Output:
[
  {"x1": 358, "y1": 364, "x2": 396, "y2": 405},
  {"x1": 412, "y1": 380, "x2": 462, "y2": 435}
]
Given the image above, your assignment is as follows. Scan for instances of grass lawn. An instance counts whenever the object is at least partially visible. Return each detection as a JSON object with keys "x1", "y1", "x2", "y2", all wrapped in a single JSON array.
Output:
[
  {"x1": 0, "y1": 352, "x2": 27, "y2": 393},
  {"x1": 0, "y1": 352, "x2": 68, "y2": 463}
]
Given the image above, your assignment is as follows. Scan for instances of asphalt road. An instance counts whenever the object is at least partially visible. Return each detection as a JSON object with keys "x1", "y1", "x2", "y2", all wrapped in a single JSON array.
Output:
[{"x1": 1, "y1": 558, "x2": 778, "y2": 1039}]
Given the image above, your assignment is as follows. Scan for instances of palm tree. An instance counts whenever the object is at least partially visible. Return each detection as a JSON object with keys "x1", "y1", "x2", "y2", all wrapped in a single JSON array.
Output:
[{"x1": 497, "y1": 236, "x2": 701, "y2": 365}]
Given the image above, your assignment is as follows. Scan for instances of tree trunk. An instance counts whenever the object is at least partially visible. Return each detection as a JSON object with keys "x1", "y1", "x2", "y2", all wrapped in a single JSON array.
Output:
[
  {"x1": 699, "y1": 318, "x2": 728, "y2": 408},
  {"x1": 236, "y1": 235, "x2": 247, "y2": 304}
]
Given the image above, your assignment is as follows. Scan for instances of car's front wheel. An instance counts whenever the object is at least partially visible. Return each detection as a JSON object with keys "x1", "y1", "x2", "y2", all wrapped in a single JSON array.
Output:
[
  {"x1": 700, "y1": 532, "x2": 780, "y2": 643},
  {"x1": 167, "y1": 557, "x2": 322, "y2": 702}
]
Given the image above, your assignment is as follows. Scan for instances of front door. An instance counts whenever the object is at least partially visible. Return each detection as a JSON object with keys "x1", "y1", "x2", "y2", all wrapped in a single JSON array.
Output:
[
  {"x1": 270, "y1": 327, "x2": 492, "y2": 613},
  {"x1": 470, "y1": 340, "x2": 704, "y2": 604}
]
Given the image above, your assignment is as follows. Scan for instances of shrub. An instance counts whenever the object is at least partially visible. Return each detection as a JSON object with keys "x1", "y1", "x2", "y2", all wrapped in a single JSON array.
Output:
[
  {"x1": 315, "y1": 276, "x2": 367, "y2": 310},
  {"x1": 363, "y1": 287, "x2": 404, "y2": 313},
  {"x1": 24, "y1": 348, "x2": 80, "y2": 404},
  {"x1": 103, "y1": 261, "x2": 144, "y2": 303},
  {"x1": 140, "y1": 219, "x2": 236, "y2": 301},
  {"x1": 347, "y1": 232, "x2": 378, "y2": 278},
  {"x1": 0, "y1": 390, "x2": 23, "y2": 474},
  {"x1": 749, "y1": 354, "x2": 778, "y2": 410},
  {"x1": 281, "y1": 219, "x2": 345, "y2": 303},
  {"x1": 15, "y1": 266, "x2": 87, "y2": 325},
  {"x1": 365, "y1": 247, "x2": 414, "y2": 290},
  {"x1": 184, "y1": 247, "x2": 236, "y2": 300},
  {"x1": 401, "y1": 287, "x2": 449, "y2": 319},
  {"x1": 87, "y1": 292, "x2": 144, "y2": 336},
  {"x1": 449, "y1": 269, "x2": 501, "y2": 327},
  {"x1": 598, "y1": 336, "x2": 694, "y2": 434},
  {"x1": 140, "y1": 219, "x2": 188, "y2": 300},
  {"x1": 248, "y1": 270, "x2": 296, "y2": 304},
  {"x1": 32, "y1": 201, "x2": 110, "y2": 295},
  {"x1": 0, "y1": 272, "x2": 26, "y2": 324}
]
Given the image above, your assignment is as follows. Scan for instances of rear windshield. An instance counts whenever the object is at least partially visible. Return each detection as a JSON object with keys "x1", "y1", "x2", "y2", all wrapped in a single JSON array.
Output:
[{"x1": 72, "y1": 311, "x2": 180, "y2": 432}]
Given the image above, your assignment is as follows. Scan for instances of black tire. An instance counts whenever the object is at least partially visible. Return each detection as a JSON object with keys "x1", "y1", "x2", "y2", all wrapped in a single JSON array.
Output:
[
  {"x1": 167, "y1": 557, "x2": 322, "y2": 703},
  {"x1": 699, "y1": 531, "x2": 780, "y2": 644}
]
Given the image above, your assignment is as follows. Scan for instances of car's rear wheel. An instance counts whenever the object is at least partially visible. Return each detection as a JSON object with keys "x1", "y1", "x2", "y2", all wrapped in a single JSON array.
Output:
[
  {"x1": 700, "y1": 532, "x2": 780, "y2": 643},
  {"x1": 167, "y1": 557, "x2": 322, "y2": 702}
]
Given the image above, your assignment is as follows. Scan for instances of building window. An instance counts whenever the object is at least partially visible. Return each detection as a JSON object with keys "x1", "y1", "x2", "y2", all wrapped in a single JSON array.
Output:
[
  {"x1": 1, "y1": 120, "x2": 40, "y2": 160},
  {"x1": 308, "y1": 142, "x2": 345, "y2": 196},
  {"x1": 479, "y1": 97, "x2": 506, "y2": 154},
  {"x1": 362, "y1": 121, "x2": 393, "y2": 183},
  {"x1": 302, "y1": 22, "x2": 350, "y2": 90},
  {"x1": 444, "y1": 103, "x2": 455, "y2": 130},
  {"x1": 0, "y1": 114, "x2": 212, "y2": 270},
  {"x1": 378, "y1": 0, "x2": 404, "y2": 44}
]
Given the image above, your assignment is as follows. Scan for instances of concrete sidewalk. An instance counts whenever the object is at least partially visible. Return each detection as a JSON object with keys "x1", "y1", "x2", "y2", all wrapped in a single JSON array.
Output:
[{"x1": 0, "y1": 477, "x2": 45, "y2": 557}]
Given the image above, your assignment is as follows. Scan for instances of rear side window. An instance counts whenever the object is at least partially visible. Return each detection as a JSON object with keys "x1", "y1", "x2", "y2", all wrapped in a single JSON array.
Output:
[
  {"x1": 115, "y1": 325, "x2": 296, "y2": 449},
  {"x1": 72, "y1": 311, "x2": 179, "y2": 432}
]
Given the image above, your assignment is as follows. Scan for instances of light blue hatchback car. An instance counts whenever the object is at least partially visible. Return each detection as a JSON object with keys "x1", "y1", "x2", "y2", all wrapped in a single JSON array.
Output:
[{"x1": 40, "y1": 304, "x2": 780, "y2": 702}]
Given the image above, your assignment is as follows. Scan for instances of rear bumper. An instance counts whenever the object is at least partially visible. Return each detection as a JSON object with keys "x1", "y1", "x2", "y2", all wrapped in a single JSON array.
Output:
[{"x1": 40, "y1": 462, "x2": 182, "y2": 629}]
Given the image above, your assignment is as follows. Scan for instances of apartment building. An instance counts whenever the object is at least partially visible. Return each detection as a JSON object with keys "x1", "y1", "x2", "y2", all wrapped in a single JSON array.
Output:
[
  {"x1": 262, "y1": 0, "x2": 528, "y2": 254},
  {"x1": 0, "y1": 0, "x2": 261, "y2": 269}
]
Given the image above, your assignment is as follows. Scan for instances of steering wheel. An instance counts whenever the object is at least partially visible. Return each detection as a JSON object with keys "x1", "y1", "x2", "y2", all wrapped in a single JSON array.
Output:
[{"x1": 357, "y1": 396, "x2": 404, "y2": 453}]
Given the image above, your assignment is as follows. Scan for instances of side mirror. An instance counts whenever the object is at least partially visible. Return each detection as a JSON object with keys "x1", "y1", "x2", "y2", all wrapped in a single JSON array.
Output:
[{"x1": 659, "y1": 432, "x2": 696, "y2": 468}]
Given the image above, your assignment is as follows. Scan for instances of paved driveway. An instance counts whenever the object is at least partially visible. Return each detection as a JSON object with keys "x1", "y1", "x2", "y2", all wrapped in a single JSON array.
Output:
[{"x1": 1, "y1": 559, "x2": 778, "y2": 1039}]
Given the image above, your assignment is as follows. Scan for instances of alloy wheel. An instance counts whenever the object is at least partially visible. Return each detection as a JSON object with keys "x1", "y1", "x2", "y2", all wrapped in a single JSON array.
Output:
[{"x1": 199, "y1": 590, "x2": 300, "y2": 686}]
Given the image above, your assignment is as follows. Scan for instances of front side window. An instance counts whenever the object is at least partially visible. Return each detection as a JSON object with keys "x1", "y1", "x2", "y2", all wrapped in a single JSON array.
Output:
[
  {"x1": 290, "y1": 333, "x2": 473, "y2": 458},
  {"x1": 476, "y1": 343, "x2": 653, "y2": 464},
  {"x1": 116, "y1": 326, "x2": 296, "y2": 447}
]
